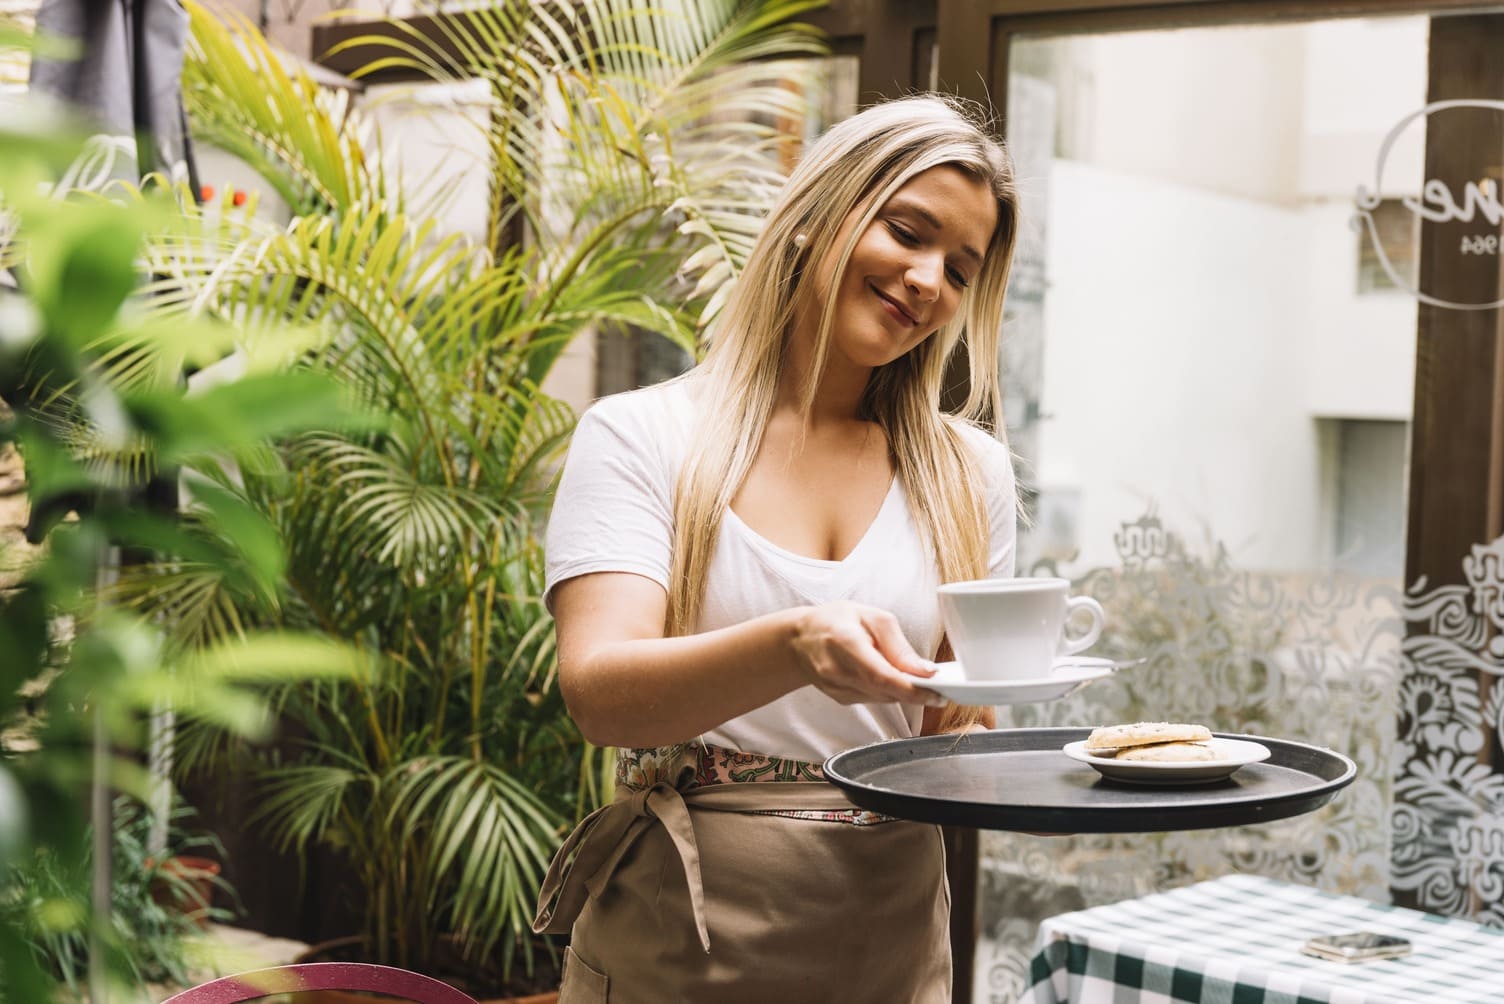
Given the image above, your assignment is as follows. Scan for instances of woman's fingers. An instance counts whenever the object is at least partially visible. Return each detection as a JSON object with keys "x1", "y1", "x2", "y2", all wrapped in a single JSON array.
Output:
[
  {"x1": 863, "y1": 609, "x2": 937, "y2": 678},
  {"x1": 791, "y1": 603, "x2": 946, "y2": 706},
  {"x1": 828, "y1": 643, "x2": 947, "y2": 707}
]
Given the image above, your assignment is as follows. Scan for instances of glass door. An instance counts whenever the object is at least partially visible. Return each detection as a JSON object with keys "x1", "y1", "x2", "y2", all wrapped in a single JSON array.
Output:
[{"x1": 978, "y1": 16, "x2": 1431, "y2": 998}]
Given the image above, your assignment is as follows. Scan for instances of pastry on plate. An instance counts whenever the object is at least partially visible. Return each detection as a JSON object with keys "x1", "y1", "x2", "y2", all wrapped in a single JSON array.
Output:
[
  {"x1": 1085, "y1": 721, "x2": 1213, "y2": 756},
  {"x1": 1115, "y1": 741, "x2": 1220, "y2": 762}
]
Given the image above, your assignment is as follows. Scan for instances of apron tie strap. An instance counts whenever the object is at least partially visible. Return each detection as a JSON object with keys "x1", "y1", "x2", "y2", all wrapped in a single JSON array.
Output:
[{"x1": 532, "y1": 781, "x2": 713, "y2": 952}]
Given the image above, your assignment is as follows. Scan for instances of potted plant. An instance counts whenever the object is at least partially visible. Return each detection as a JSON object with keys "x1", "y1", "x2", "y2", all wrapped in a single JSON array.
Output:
[
  {"x1": 3, "y1": 793, "x2": 240, "y2": 998},
  {"x1": 117, "y1": 2, "x2": 829, "y2": 1000},
  {"x1": 140, "y1": 798, "x2": 235, "y2": 931}
]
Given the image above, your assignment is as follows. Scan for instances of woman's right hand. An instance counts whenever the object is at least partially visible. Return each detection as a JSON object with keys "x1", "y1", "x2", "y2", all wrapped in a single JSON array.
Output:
[{"x1": 787, "y1": 602, "x2": 948, "y2": 707}]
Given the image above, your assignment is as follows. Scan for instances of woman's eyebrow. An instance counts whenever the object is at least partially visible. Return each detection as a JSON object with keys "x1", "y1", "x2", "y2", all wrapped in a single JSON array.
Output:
[{"x1": 889, "y1": 199, "x2": 984, "y2": 265}]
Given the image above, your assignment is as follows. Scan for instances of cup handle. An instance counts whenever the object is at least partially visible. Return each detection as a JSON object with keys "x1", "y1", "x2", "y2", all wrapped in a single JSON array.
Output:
[{"x1": 1059, "y1": 596, "x2": 1105, "y2": 656}]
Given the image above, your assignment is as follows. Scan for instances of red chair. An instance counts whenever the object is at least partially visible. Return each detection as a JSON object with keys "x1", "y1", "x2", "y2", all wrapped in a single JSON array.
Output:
[{"x1": 160, "y1": 962, "x2": 480, "y2": 1004}]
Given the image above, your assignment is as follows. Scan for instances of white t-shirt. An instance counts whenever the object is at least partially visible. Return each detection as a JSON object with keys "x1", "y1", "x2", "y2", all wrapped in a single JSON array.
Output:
[{"x1": 543, "y1": 378, "x2": 1017, "y2": 762}]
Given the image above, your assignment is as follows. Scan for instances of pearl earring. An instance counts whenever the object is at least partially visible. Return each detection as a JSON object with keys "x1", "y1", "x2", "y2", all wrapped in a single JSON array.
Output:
[{"x1": 793, "y1": 233, "x2": 808, "y2": 248}]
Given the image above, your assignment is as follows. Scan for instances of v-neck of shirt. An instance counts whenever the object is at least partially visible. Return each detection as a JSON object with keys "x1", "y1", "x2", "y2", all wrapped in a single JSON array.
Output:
[{"x1": 724, "y1": 476, "x2": 901, "y2": 570}]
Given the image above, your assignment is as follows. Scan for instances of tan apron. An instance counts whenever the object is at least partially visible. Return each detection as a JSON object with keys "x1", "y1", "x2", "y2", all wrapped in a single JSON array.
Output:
[{"x1": 532, "y1": 744, "x2": 952, "y2": 1003}]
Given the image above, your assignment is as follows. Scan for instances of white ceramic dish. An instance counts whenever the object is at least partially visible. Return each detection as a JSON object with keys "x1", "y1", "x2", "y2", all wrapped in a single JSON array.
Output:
[
  {"x1": 918, "y1": 657, "x2": 1114, "y2": 705},
  {"x1": 1061, "y1": 737, "x2": 1273, "y2": 786}
]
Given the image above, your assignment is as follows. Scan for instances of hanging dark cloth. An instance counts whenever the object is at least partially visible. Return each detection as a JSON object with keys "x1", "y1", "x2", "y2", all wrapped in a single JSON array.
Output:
[
  {"x1": 28, "y1": 0, "x2": 199, "y2": 187},
  {"x1": 21, "y1": 0, "x2": 198, "y2": 540}
]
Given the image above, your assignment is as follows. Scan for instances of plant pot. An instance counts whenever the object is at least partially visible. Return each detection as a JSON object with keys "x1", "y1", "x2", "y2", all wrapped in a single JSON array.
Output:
[
  {"x1": 288, "y1": 935, "x2": 560, "y2": 1004},
  {"x1": 148, "y1": 855, "x2": 221, "y2": 928}
]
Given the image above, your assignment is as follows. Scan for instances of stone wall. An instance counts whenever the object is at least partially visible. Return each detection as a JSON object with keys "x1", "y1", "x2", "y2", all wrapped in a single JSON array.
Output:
[{"x1": 0, "y1": 438, "x2": 31, "y2": 590}]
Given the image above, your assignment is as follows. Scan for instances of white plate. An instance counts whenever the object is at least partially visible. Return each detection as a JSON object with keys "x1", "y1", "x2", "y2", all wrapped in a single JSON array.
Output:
[
  {"x1": 918, "y1": 657, "x2": 1114, "y2": 705},
  {"x1": 1062, "y1": 737, "x2": 1273, "y2": 786}
]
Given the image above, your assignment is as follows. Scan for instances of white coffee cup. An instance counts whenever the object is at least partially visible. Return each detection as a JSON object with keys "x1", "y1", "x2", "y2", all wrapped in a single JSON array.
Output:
[{"x1": 937, "y1": 577, "x2": 1106, "y2": 681}]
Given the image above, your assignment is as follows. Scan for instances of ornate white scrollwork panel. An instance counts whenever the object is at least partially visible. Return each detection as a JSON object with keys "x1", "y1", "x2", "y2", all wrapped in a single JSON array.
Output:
[
  {"x1": 977, "y1": 512, "x2": 1405, "y2": 1001},
  {"x1": 1391, "y1": 534, "x2": 1504, "y2": 926}
]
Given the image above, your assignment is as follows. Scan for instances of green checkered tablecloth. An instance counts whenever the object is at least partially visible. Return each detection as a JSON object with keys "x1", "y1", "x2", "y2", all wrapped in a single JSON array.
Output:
[{"x1": 1018, "y1": 874, "x2": 1504, "y2": 1003}]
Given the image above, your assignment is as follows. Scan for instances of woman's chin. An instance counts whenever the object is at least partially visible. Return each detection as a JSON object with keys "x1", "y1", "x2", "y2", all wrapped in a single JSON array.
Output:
[{"x1": 836, "y1": 336, "x2": 914, "y2": 371}]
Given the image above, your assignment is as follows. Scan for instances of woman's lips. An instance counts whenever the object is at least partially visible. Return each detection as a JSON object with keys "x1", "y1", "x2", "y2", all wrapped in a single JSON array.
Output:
[{"x1": 872, "y1": 285, "x2": 918, "y2": 326}]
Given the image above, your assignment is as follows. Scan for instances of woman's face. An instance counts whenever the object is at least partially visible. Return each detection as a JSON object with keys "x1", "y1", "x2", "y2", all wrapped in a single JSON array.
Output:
[{"x1": 811, "y1": 164, "x2": 999, "y2": 371}]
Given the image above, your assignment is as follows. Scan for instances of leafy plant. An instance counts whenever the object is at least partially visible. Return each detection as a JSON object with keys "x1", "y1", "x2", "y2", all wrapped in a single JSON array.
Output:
[
  {"x1": 0, "y1": 28, "x2": 369, "y2": 1002},
  {"x1": 111, "y1": 0, "x2": 830, "y2": 989},
  {"x1": 3, "y1": 795, "x2": 237, "y2": 996}
]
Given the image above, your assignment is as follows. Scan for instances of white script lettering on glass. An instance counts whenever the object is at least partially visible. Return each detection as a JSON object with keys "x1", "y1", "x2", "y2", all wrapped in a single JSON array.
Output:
[
  {"x1": 1353, "y1": 99, "x2": 1504, "y2": 310},
  {"x1": 1408, "y1": 177, "x2": 1504, "y2": 226}
]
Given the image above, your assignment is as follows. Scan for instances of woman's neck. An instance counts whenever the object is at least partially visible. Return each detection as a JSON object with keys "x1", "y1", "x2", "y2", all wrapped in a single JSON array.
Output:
[{"x1": 777, "y1": 325, "x2": 871, "y2": 426}]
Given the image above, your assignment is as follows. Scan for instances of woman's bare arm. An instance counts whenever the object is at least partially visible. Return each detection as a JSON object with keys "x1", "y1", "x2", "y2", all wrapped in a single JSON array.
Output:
[{"x1": 553, "y1": 571, "x2": 945, "y2": 749}]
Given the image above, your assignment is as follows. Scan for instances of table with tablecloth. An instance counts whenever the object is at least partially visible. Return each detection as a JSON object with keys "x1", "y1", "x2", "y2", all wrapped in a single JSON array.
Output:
[{"x1": 1018, "y1": 873, "x2": 1504, "y2": 1003}]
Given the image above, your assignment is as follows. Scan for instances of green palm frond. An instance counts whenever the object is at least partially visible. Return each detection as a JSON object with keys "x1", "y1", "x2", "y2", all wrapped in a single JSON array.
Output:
[
  {"x1": 346, "y1": 0, "x2": 825, "y2": 323},
  {"x1": 254, "y1": 760, "x2": 370, "y2": 853},
  {"x1": 110, "y1": 562, "x2": 252, "y2": 651},
  {"x1": 329, "y1": 3, "x2": 563, "y2": 242},
  {"x1": 14, "y1": 384, "x2": 156, "y2": 490},
  {"x1": 386, "y1": 755, "x2": 562, "y2": 956},
  {"x1": 289, "y1": 434, "x2": 509, "y2": 566},
  {"x1": 181, "y1": 1, "x2": 389, "y2": 216},
  {"x1": 490, "y1": 383, "x2": 576, "y2": 500},
  {"x1": 499, "y1": 602, "x2": 558, "y2": 691},
  {"x1": 516, "y1": 240, "x2": 694, "y2": 383},
  {"x1": 149, "y1": 200, "x2": 585, "y2": 475},
  {"x1": 575, "y1": 742, "x2": 616, "y2": 819},
  {"x1": 149, "y1": 207, "x2": 467, "y2": 414}
]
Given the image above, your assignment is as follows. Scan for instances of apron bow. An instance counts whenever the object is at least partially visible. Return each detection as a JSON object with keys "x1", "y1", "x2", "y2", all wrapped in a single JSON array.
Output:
[{"x1": 533, "y1": 780, "x2": 712, "y2": 951}]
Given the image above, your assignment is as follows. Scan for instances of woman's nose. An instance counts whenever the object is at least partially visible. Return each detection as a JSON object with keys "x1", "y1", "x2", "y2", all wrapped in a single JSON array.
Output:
[{"x1": 905, "y1": 255, "x2": 943, "y2": 301}]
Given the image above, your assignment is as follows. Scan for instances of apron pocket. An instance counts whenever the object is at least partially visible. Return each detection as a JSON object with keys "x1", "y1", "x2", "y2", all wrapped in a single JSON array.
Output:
[{"x1": 560, "y1": 945, "x2": 609, "y2": 1002}]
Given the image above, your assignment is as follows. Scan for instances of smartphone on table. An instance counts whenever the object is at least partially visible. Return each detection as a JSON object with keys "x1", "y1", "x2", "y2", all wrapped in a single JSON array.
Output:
[{"x1": 1301, "y1": 931, "x2": 1412, "y2": 963}]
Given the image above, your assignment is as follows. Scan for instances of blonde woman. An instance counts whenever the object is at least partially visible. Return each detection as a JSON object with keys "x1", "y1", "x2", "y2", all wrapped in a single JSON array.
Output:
[{"x1": 533, "y1": 94, "x2": 1019, "y2": 1002}]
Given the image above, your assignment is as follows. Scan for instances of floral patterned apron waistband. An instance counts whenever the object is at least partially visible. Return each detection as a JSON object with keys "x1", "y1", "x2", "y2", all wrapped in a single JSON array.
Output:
[{"x1": 616, "y1": 742, "x2": 897, "y2": 826}]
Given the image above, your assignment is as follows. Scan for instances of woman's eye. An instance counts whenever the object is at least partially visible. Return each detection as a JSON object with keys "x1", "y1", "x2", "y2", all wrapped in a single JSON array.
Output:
[
  {"x1": 887, "y1": 221, "x2": 918, "y2": 245},
  {"x1": 889, "y1": 220, "x2": 970, "y2": 287}
]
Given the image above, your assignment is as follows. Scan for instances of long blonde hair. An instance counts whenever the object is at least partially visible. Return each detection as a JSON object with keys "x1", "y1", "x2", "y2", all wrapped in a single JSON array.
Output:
[{"x1": 669, "y1": 94, "x2": 1019, "y2": 726}]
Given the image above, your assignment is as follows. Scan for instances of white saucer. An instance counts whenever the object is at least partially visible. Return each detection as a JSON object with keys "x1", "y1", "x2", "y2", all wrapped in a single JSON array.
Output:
[
  {"x1": 919, "y1": 657, "x2": 1114, "y2": 705},
  {"x1": 1061, "y1": 737, "x2": 1273, "y2": 786}
]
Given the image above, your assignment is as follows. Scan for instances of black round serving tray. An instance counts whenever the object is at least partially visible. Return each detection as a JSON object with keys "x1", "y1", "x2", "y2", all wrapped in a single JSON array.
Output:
[{"x1": 823, "y1": 728, "x2": 1357, "y2": 833}]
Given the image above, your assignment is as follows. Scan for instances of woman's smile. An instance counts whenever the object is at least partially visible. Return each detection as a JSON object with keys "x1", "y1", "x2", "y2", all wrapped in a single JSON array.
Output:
[{"x1": 871, "y1": 283, "x2": 920, "y2": 327}]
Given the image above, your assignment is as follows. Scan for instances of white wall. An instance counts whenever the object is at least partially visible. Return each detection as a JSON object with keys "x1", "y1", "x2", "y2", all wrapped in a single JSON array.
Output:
[
  {"x1": 1055, "y1": 16, "x2": 1426, "y2": 202},
  {"x1": 1298, "y1": 17, "x2": 1424, "y2": 423},
  {"x1": 194, "y1": 146, "x2": 293, "y2": 225},
  {"x1": 1299, "y1": 17, "x2": 1429, "y2": 198},
  {"x1": 1057, "y1": 25, "x2": 1307, "y2": 205},
  {"x1": 1302, "y1": 200, "x2": 1417, "y2": 420},
  {"x1": 361, "y1": 79, "x2": 494, "y2": 248},
  {"x1": 1037, "y1": 160, "x2": 1325, "y2": 572},
  {"x1": 1022, "y1": 17, "x2": 1428, "y2": 573}
]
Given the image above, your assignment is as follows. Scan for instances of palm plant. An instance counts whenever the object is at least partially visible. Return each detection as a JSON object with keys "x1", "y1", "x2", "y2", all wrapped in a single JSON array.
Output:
[{"x1": 121, "y1": 0, "x2": 828, "y2": 985}]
